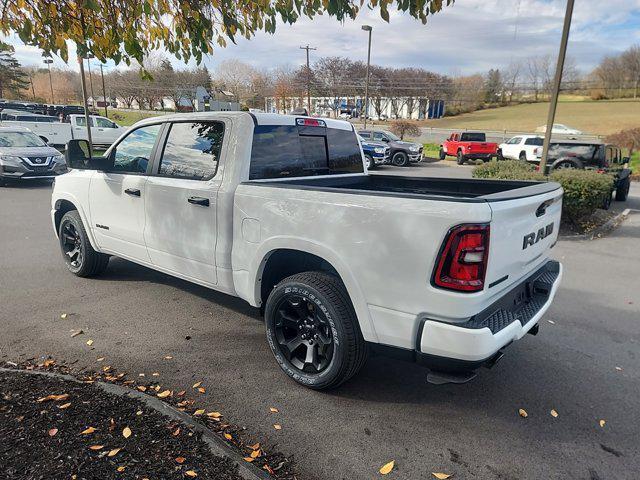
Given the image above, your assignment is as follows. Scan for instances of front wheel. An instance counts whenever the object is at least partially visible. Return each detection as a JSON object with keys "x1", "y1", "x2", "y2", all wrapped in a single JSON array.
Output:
[
  {"x1": 59, "y1": 210, "x2": 109, "y2": 277},
  {"x1": 615, "y1": 177, "x2": 630, "y2": 201},
  {"x1": 439, "y1": 148, "x2": 446, "y2": 160},
  {"x1": 519, "y1": 151, "x2": 527, "y2": 161},
  {"x1": 364, "y1": 155, "x2": 375, "y2": 170},
  {"x1": 391, "y1": 151, "x2": 409, "y2": 167},
  {"x1": 265, "y1": 272, "x2": 368, "y2": 390}
]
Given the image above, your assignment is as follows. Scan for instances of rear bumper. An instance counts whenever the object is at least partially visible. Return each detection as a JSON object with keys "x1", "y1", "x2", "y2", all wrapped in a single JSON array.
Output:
[
  {"x1": 417, "y1": 260, "x2": 562, "y2": 369},
  {"x1": 464, "y1": 153, "x2": 494, "y2": 160}
]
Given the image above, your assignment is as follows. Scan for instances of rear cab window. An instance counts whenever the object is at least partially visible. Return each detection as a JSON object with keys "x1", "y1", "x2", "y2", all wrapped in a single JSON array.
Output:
[
  {"x1": 460, "y1": 133, "x2": 486, "y2": 142},
  {"x1": 249, "y1": 119, "x2": 363, "y2": 180},
  {"x1": 525, "y1": 137, "x2": 543, "y2": 146}
]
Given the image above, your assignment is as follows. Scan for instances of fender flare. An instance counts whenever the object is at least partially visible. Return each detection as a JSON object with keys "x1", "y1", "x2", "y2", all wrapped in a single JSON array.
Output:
[
  {"x1": 248, "y1": 237, "x2": 378, "y2": 343},
  {"x1": 53, "y1": 193, "x2": 100, "y2": 252}
]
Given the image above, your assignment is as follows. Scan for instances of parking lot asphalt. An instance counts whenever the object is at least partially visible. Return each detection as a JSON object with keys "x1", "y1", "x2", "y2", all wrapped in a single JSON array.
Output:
[{"x1": 1, "y1": 166, "x2": 639, "y2": 480}]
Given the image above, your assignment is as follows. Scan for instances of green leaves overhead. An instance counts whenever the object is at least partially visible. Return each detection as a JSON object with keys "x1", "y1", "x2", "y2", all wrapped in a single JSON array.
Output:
[{"x1": 0, "y1": 0, "x2": 454, "y2": 67}]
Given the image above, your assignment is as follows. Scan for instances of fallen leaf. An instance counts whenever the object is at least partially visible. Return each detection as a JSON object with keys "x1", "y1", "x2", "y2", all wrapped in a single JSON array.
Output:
[
  {"x1": 136, "y1": 386, "x2": 147, "y2": 392},
  {"x1": 432, "y1": 474, "x2": 452, "y2": 479},
  {"x1": 250, "y1": 449, "x2": 260, "y2": 458},
  {"x1": 244, "y1": 457, "x2": 255, "y2": 462},
  {"x1": 116, "y1": 466, "x2": 125, "y2": 472},
  {"x1": 175, "y1": 456, "x2": 186, "y2": 464},
  {"x1": 48, "y1": 428, "x2": 58, "y2": 437},
  {"x1": 248, "y1": 442, "x2": 260, "y2": 450},
  {"x1": 269, "y1": 407, "x2": 279, "y2": 413},
  {"x1": 108, "y1": 448, "x2": 122, "y2": 457},
  {"x1": 172, "y1": 428, "x2": 181, "y2": 436},
  {"x1": 177, "y1": 390, "x2": 186, "y2": 397},
  {"x1": 550, "y1": 409, "x2": 558, "y2": 418},
  {"x1": 379, "y1": 460, "x2": 395, "y2": 475},
  {"x1": 263, "y1": 465, "x2": 275, "y2": 474},
  {"x1": 165, "y1": 356, "x2": 173, "y2": 360},
  {"x1": 81, "y1": 427, "x2": 96, "y2": 434},
  {"x1": 89, "y1": 445, "x2": 104, "y2": 450},
  {"x1": 154, "y1": 385, "x2": 161, "y2": 392},
  {"x1": 192, "y1": 382, "x2": 202, "y2": 389},
  {"x1": 38, "y1": 394, "x2": 70, "y2": 403},
  {"x1": 547, "y1": 320, "x2": 555, "y2": 324},
  {"x1": 138, "y1": 373, "x2": 145, "y2": 377},
  {"x1": 197, "y1": 387, "x2": 205, "y2": 394},
  {"x1": 60, "y1": 313, "x2": 68, "y2": 319},
  {"x1": 152, "y1": 372, "x2": 160, "y2": 377},
  {"x1": 273, "y1": 424, "x2": 282, "y2": 430},
  {"x1": 97, "y1": 357, "x2": 105, "y2": 362},
  {"x1": 518, "y1": 408, "x2": 528, "y2": 418},
  {"x1": 615, "y1": 366, "x2": 623, "y2": 371},
  {"x1": 207, "y1": 412, "x2": 222, "y2": 418},
  {"x1": 157, "y1": 390, "x2": 171, "y2": 398},
  {"x1": 43, "y1": 359, "x2": 55, "y2": 367},
  {"x1": 86, "y1": 340, "x2": 94, "y2": 346},
  {"x1": 599, "y1": 419, "x2": 606, "y2": 427},
  {"x1": 136, "y1": 410, "x2": 143, "y2": 416},
  {"x1": 185, "y1": 471, "x2": 197, "y2": 477},
  {"x1": 122, "y1": 427, "x2": 132, "y2": 438},
  {"x1": 58, "y1": 402, "x2": 72, "y2": 409},
  {"x1": 194, "y1": 409, "x2": 205, "y2": 416},
  {"x1": 224, "y1": 433, "x2": 232, "y2": 440}
]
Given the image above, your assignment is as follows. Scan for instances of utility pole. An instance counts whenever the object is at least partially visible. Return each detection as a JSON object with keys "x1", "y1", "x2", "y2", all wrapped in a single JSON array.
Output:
[
  {"x1": 85, "y1": 55, "x2": 95, "y2": 107},
  {"x1": 78, "y1": 55, "x2": 94, "y2": 153},
  {"x1": 43, "y1": 58, "x2": 55, "y2": 104},
  {"x1": 300, "y1": 45, "x2": 316, "y2": 115},
  {"x1": 362, "y1": 25, "x2": 373, "y2": 128},
  {"x1": 100, "y1": 63, "x2": 108, "y2": 117},
  {"x1": 539, "y1": 0, "x2": 574, "y2": 172}
]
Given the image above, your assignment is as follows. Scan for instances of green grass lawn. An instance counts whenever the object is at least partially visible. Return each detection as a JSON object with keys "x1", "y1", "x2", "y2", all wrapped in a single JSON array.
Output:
[
  {"x1": 422, "y1": 142, "x2": 441, "y2": 159},
  {"x1": 108, "y1": 109, "x2": 171, "y2": 126},
  {"x1": 629, "y1": 151, "x2": 639, "y2": 172},
  {"x1": 423, "y1": 98, "x2": 640, "y2": 136}
]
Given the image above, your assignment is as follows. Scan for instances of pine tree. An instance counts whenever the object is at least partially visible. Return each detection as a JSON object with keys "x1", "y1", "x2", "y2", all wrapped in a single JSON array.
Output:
[{"x1": 0, "y1": 41, "x2": 29, "y2": 98}]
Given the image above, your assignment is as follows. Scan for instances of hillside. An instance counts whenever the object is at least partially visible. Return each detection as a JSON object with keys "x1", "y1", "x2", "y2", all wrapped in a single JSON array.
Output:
[{"x1": 423, "y1": 99, "x2": 640, "y2": 136}]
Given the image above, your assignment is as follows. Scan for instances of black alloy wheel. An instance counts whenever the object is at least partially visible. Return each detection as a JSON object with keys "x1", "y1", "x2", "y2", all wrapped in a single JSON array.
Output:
[
  {"x1": 61, "y1": 221, "x2": 84, "y2": 272},
  {"x1": 273, "y1": 294, "x2": 334, "y2": 373}
]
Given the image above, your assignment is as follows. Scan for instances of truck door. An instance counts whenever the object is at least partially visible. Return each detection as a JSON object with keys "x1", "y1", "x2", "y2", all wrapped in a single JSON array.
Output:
[
  {"x1": 92, "y1": 116, "x2": 123, "y2": 145},
  {"x1": 88, "y1": 123, "x2": 162, "y2": 262},
  {"x1": 143, "y1": 120, "x2": 225, "y2": 286}
]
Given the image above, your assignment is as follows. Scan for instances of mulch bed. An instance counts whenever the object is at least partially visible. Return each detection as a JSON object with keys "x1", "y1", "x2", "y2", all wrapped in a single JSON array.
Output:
[{"x1": 0, "y1": 366, "x2": 292, "y2": 480}]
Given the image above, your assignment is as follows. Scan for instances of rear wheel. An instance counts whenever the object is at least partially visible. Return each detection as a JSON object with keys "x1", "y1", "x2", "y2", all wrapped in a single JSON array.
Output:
[
  {"x1": 265, "y1": 271, "x2": 368, "y2": 390},
  {"x1": 456, "y1": 150, "x2": 465, "y2": 165},
  {"x1": 519, "y1": 151, "x2": 527, "y2": 161},
  {"x1": 497, "y1": 149, "x2": 504, "y2": 160},
  {"x1": 59, "y1": 210, "x2": 109, "y2": 277},
  {"x1": 602, "y1": 191, "x2": 612, "y2": 210},
  {"x1": 615, "y1": 177, "x2": 630, "y2": 201},
  {"x1": 392, "y1": 151, "x2": 409, "y2": 167}
]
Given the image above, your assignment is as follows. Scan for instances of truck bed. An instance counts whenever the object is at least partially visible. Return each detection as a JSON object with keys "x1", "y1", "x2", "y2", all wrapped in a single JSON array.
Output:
[{"x1": 247, "y1": 175, "x2": 561, "y2": 202}]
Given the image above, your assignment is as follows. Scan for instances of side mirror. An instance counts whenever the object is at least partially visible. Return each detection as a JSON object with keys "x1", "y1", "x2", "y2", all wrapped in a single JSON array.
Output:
[
  {"x1": 381, "y1": 137, "x2": 389, "y2": 142},
  {"x1": 65, "y1": 139, "x2": 113, "y2": 170}
]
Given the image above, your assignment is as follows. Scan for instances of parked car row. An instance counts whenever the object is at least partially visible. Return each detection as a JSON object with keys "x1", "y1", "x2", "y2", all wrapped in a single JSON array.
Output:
[{"x1": 359, "y1": 130, "x2": 423, "y2": 167}]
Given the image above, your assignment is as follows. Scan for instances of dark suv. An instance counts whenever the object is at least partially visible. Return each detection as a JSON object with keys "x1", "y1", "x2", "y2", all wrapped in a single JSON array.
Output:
[
  {"x1": 358, "y1": 130, "x2": 422, "y2": 167},
  {"x1": 535, "y1": 140, "x2": 632, "y2": 203}
]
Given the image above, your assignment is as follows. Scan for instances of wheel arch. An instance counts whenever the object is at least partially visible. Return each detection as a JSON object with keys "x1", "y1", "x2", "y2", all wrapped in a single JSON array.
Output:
[
  {"x1": 53, "y1": 196, "x2": 100, "y2": 251},
  {"x1": 244, "y1": 241, "x2": 377, "y2": 343}
]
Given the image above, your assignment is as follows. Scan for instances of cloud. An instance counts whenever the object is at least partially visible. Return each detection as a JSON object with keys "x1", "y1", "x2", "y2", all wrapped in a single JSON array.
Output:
[{"x1": 3, "y1": 0, "x2": 639, "y2": 75}]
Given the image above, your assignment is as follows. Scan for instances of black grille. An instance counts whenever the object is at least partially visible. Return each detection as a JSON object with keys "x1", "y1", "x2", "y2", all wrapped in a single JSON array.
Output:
[{"x1": 28, "y1": 157, "x2": 49, "y2": 164}]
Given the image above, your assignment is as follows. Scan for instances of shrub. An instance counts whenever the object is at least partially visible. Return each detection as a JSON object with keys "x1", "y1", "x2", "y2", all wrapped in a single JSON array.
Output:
[
  {"x1": 472, "y1": 160, "x2": 615, "y2": 224},
  {"x1": 388, "y1": 120, "x2": 421, "y2": 140}
]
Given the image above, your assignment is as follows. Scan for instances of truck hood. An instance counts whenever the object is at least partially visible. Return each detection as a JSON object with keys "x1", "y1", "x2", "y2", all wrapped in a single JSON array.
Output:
[
  {"x1": 390, "y1": 140, "x2": 421, "y2": 149},
  {"x1": 0, "y1": 146, "x2": 62, "y2": 157}
]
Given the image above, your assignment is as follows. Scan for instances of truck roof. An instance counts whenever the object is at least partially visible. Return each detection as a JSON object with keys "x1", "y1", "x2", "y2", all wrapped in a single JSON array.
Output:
[{"x1": 130, "y1": 111, "x2": 353, "y2": 131}]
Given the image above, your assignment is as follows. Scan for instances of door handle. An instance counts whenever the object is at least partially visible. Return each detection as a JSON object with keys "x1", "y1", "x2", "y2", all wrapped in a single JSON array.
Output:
[
  {"x1": 188, "y1": 196, "x2": 209, "y2": 207},
  {"x1": 125, "y1": 188, "x2": 141, "y2": 197}
]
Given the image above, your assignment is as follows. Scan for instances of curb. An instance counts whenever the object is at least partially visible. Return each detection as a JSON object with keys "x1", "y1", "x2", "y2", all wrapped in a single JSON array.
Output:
[
  {"x1": 562, "y1": 208, "x2": 631, "y2": 241},
  {"x1": 0, "y1": 368, "x2": 269, "y2": 480}
]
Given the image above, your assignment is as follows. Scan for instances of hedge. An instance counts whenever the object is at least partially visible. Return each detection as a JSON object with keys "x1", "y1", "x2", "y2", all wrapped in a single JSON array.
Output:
[{"x1": 473, "y1": 160, "x2": 615, "y2": 224}]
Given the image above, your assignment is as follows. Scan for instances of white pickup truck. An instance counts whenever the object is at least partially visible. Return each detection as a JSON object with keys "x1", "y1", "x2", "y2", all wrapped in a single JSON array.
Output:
[
  {"x1": 51, "y1": 112, "x2": 563, "y2": 389},
  {"x1": 0, "y1": 110, "x2": 125, "y2": 148}
]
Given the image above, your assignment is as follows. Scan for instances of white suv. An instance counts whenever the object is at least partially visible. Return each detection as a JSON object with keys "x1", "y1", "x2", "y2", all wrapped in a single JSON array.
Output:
[{"x1": 499, "y1": 135, "x2": 544, "y2": 162}]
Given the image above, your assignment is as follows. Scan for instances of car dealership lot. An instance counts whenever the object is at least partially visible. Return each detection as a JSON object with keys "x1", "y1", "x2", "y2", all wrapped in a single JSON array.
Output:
[{"x1": 1, "y1": 172, "x2": 639, "y2": 479}]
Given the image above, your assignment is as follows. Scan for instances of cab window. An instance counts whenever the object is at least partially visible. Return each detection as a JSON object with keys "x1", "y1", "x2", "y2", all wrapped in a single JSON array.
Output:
[
  {"x1": 111, "y1": 124, "x2": 162, "y2": 174},
  {"x1": 95, "y1": 117, "x2": 118, "y2": 128},
  {"x1": 157, "y1": 121, "x2": 224, "y2": 180}
]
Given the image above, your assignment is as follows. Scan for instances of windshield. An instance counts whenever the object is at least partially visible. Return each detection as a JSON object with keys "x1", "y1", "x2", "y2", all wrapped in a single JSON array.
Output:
[
  {"x1": 0, "y1": 131, "x2": 47, "y2": 148},
  {"x1": 384, "y1": 131, "x2": 400, "y2": 141}
]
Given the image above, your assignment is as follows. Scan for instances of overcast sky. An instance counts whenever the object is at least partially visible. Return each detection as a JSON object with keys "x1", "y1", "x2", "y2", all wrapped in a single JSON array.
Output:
[{"x1": 5, "y1": 0, "x2": 640, "y2": 76}]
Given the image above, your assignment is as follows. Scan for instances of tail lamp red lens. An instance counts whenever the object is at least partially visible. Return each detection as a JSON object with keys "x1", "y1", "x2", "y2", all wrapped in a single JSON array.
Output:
[{"x1": 432, "y1": 224, "x2": 490, "y2": 292}]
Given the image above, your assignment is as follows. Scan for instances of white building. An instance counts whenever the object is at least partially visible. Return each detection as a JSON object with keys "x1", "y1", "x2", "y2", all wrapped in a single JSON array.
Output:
[{"x1": 264, "y1": 95, "x2": 445, "y2": 120}]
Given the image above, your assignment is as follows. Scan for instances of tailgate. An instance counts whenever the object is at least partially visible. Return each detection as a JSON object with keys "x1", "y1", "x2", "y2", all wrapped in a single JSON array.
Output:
[
  {"x1": 485, "y1": 187, "x2": 563, "y2": 289},
  {"x1": 469, "y1": 143, "x2": 496, "y2": 153}
]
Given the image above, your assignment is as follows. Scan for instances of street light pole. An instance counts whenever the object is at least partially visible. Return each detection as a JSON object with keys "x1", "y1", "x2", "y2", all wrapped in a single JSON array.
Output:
[
  {"x1": 77, "y1": 55, "x2": 94, "y2": 153},
  {"x1": 362, "y1": 25, "x2": 372, "y2": 129},
  {"x1": 43, "y1": 58, "x2": 55, "y2": 104},
  {"x1": 299, "y1": 44, "x2": 316, "y2": 115},
  {"x1": 100, "y1": 63, "x2": 108, "y2": 118},
  {"x1": 539, "y1": 0, "x2": 575, "y2": 172}
]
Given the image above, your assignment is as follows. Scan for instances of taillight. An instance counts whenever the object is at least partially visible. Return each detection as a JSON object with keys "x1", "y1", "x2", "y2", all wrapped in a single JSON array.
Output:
[{"x1": 432, "y1": 224, "x2": 490, "y2": 293}]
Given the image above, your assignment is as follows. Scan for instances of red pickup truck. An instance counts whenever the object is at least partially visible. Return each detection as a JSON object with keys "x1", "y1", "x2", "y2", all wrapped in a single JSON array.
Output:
[{"x1": 439, "y1": 132, "x2": 498, "y2": 165}]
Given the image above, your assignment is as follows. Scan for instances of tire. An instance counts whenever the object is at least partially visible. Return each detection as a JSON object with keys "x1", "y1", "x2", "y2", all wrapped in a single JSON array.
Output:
[
  {"x1": 364, "y1": 155, "x2": 375, "y2": 170},
  {"x1": 439, "y1": 148, "x2": 446, "y2": 160},
  {"x1": 264, "y1": 271, "x2": 368, "y2": 390},
  {"x1": 519, "y1": 151, "x2": 527, "y2": 161},
  {"x1": 554, "y1": 160, "x2": 577, "y2": 170},
  {"x1": 602, "y1": 191, "x2": 612, "y2": 210},
  {"x1": 58, "y1": 210, "x2": 109, "y2": 277},
  {"x1": 497, "y1": 149, "x2": 504, "y2": 160},
  {"x1": 456, "y1": 150, "x2": 465, "y2": 165},
  {"x1": 615, "y1": 177, "x2": 630, "y2": 201},
  {"x1": 391, "y1": 151, "x2": 409, "y2": 167}
]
